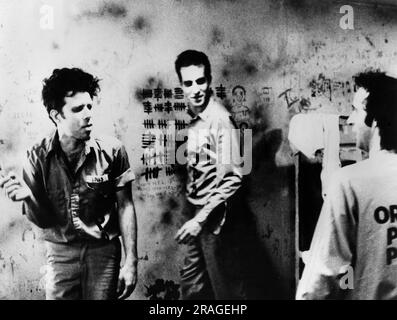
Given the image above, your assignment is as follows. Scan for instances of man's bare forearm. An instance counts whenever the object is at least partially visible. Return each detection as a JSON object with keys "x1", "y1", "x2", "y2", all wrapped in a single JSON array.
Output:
[{"x1": 118, "y1": 188, "x2": 138, "y2": 266}]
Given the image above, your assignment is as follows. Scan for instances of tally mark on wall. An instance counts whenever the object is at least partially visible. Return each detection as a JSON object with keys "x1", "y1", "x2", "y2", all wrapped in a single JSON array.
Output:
[{"x1": 138, "y1": 84, "x2": 248, "y2": 182}]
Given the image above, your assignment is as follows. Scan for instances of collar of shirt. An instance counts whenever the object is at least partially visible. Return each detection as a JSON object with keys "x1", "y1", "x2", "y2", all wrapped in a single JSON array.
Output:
[
  {"x1": 44, "y1": 130, "x2": 98, "y2": 159},
  {"x1": 188, "y1": 97, "x2": 214, "y2": 123}
]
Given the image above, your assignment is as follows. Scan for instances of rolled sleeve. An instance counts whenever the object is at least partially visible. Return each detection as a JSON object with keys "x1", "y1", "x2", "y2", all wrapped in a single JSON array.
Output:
[
  {"x1": 22, "y1": 150, "x2": 55, "y2": 228},
  {"x1": 115, "y1": 168, "x2": 135, "y2": 188},
  {"x1": 113, "y1": 144, "x2": 135, "y2": 189}
]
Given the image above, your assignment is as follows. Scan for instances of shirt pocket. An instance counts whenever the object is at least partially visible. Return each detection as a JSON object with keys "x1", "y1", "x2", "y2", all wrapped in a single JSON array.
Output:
[
  {"x1": 79, "y1": 176, "x2": 116, "y2": 224},
  {"x1": 86, "y1": 179, "x2": 113, "y2": 198},
  {"x1": 47, "y1": 189, "x2": 68, "y2": 225}
]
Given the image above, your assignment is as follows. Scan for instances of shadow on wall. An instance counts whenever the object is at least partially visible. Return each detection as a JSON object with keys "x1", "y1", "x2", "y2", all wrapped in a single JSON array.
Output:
[
  {"x1": 242, "y1": 128, "x2": 294, "y2": 299},
  {"x1": 136, "y1": 127, "x2": 291, "y2": 300},
  {"x1": 224, "y1": 189, "x2": 282, "y2": 300}
]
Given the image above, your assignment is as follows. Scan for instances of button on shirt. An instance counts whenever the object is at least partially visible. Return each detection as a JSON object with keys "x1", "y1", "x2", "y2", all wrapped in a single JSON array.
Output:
[
  {"x1": 22, "y1": 131, "x2": 135, "y2": 243},
  {"x1": 186, "y1": 97, "x2": 243, "y2": 233}
]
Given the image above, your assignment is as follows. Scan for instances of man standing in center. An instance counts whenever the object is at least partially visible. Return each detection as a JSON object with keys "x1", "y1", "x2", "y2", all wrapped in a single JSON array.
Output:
[{"x1": 174, "y1": 50, "x2": 246, "y2": 299}]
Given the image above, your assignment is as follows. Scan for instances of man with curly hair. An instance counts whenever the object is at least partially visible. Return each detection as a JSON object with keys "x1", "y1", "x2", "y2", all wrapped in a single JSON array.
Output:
[{"x1": 0, "y1": 68, "x2": 137, "y2": 300}]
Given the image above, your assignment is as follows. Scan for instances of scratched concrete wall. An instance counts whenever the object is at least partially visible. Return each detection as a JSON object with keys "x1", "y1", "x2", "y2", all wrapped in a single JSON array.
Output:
[{"x1": 1, "y1": 0, "x2": 397, "y2": 299}]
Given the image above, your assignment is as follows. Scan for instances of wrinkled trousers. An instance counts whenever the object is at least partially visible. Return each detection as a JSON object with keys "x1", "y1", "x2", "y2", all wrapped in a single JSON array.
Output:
[
  {"x1": 180, "y1": 203, "x2": 248, "y2": 300},
  {"x1": 44, "y1": 237, "x2": 121, "y2": 300}
]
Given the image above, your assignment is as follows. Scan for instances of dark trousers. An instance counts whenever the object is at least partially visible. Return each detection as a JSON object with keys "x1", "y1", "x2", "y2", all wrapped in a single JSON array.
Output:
[
  {"x1": 180, "y1": 202, "x2": 248, "y2": 300},
  {"x1": 44, "y1": 238, "x2": 121, "y2": 300}
]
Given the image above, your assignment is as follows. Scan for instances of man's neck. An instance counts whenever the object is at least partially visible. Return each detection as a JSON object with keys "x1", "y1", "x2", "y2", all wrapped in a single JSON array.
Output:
[
  {"x1": 189, "y1": 96, "x2": 211, "y2": 117},
  {"x1": 368, "y1": 123, "x2": 379, "y2": 152},
  {"x1": 58, "y1": 130, "x2": 85, "y2": 156}
]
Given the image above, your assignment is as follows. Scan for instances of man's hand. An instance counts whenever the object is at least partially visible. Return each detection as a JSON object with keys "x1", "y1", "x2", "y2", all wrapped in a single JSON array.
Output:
[
  {"x1": 117, "y1": 262, "x2": 137, "y2": 300},
  {"x1": 175, "y1": 218, "x2": 202, "y2": 244},
  {"x1": 0, "y1": 171, "x2": 31, "y2": 202}
]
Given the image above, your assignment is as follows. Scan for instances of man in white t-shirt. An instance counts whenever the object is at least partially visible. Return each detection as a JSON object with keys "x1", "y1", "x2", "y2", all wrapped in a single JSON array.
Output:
[{"x1": 296, "y1": 70, "x2": 397, "y2": 299}]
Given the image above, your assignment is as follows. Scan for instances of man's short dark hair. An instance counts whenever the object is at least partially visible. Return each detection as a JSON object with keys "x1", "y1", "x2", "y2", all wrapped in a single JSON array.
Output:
[
  {"x1": 42, "y1": 68, "x2": 100, "y2": 115},
  {"x1": 175, "y1": 50, "x2": 212, "y2": 84},
  {"x1": 354, "y1": 69, "x2": 397, "y2": 151}
]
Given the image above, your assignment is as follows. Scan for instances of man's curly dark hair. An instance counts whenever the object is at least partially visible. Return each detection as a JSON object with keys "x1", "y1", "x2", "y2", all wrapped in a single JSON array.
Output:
[
  {"x1": 354, "y1": 69, "x2": 397, "y2": 151},
  {"x1": 42, "y1": 68, "x2": 100, "y2": 116}
]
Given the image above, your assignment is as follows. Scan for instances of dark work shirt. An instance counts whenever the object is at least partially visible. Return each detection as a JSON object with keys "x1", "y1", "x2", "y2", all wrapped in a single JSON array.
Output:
[{"x1": 22, "y1": 130, "x2": 135, "y2": 243}]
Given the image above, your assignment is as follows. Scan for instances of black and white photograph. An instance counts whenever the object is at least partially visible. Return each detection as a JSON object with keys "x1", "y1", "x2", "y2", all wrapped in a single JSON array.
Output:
[{"x1": 0, "y1": 0, "x2": 397, "y2": 308}]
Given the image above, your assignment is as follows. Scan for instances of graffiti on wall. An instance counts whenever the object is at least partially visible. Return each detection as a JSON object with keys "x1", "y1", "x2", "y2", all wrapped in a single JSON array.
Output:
[
  {"x1": 144, "y1": 278, "x2": 180, "y2": 300},
  {"x1": 277, "y1": 74, "x2": 360, "y2": 115},
  {"x1": 309, "y1": 73, "x2": 354, "y2": 102},
  {"x1": 278, "y1": 88, "x2": 314, "y2": 114}
]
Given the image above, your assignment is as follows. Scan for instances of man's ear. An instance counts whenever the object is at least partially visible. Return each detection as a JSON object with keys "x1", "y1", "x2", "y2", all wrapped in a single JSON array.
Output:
[{"x1": 49, "y1": 109, "x2": 60, "y2": 124}]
